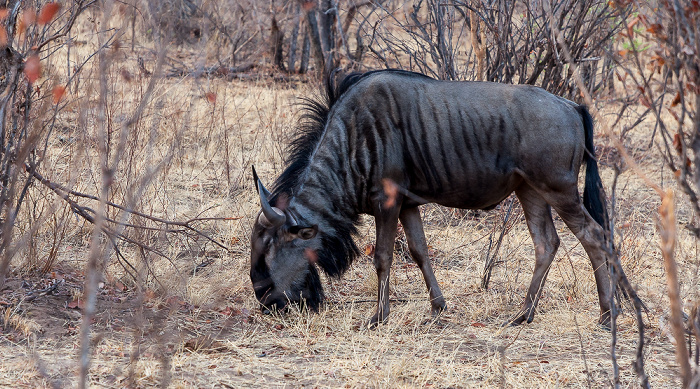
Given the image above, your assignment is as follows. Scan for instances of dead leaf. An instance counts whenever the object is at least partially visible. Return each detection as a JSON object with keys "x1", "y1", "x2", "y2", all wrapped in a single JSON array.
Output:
[
  {"x1": 470, "y1": 322, "x2": 486, "y2": 328},
  {"x1": 120, "y1": 68, "x2": 132, "y2": 82},
  {"x1": 114, "y1": 280, "x2": 126, "y2": 291},
  {"x1": 364, "y1": 244, "x2": 375, "y2": 256},
  {"x1": 639, "y1": 95, "x2": 651, "y2": 108},
  {"x1": 305, "y1": 248, "x2": 318, "y2": 264},
  {"x1": 144, "y1": 289, "x2": 156, "y2": 302},
  {"x1": 38, "y1": 3, "x2": 60, "y2": 25},
  {"x1": 67, "y1": 297, "x2": 84, "y2": 310},
  {"x1": 51, "y1": 85, "x2": 65, "y2": 104},
  {"x1": 18, "y1": 9, "x2": 36, "y2": 35},
  {"x1": 626, "y1": 16, "x2": 639, "y2": 38},
  {"x1": 205, "y1": 92, "x2": 216, "y2": 104},
  {"x1": 382, "y1": 178, "x2": 399, "y2": 208},
  {"x1": 671, "y1": 92, "x2": 681, "y2": 107},
  {"x1": 647, "y1": 23, "x2": 663, "y2": 35},
  {"x1": 302, "y1": 1, "x2": 315, "y2": 11},
  {"x1": 673, "y1": 133, "x2": 683, "y2": 154},
  {"x1": 24, "y1": 55, "x2": 41, "y2": 83}
]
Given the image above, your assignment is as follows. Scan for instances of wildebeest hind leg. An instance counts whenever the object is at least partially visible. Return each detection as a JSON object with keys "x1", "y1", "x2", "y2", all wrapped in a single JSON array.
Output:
[
  {"x1": 399, "y1": 206, "x2": 447, "y2": 316},
  {"x1": 506, "y1": 186, "x2": 560, "y2": 326},
  {"x1": 546, "y1": 191, "x2": 613, "y2": 328}
]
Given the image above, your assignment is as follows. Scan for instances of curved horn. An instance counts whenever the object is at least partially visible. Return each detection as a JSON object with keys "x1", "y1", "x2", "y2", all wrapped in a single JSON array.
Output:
[
  {"x1": 256, "y1": 176, "x2": 286, "y2": 228},
  {"x1": 252, "y1": 165, "x2": 270, "y2": 198}
]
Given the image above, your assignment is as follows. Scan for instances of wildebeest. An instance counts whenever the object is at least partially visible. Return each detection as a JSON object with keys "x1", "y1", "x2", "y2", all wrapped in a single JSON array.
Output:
[{"x1": 250, "y1": 69, "x2": 614, "y2": 328}]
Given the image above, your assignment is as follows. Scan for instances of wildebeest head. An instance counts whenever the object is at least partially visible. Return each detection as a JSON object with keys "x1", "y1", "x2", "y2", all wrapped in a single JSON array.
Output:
[{"x1": 250, "y1": 170, "x2": 324, "y2": 314}]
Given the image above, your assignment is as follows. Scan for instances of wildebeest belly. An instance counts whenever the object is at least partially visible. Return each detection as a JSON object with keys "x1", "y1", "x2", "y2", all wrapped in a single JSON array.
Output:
[{"x1": 407, "y1": 168, "x2": 523, "y2": 210}]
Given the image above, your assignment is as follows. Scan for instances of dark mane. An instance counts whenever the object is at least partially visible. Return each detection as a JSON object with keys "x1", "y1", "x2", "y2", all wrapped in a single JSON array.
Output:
[
  {"x1": 269, "y1": 69, "x2": 431, "y2": 279},
  {"x1": 270, "y1": 69, "x2": 431, "y2": 201}
]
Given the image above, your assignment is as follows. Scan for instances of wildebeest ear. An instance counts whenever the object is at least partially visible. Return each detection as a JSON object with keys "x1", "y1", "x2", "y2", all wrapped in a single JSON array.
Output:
[{"x1": 289, "y1": 225, "x2": 318, "y2": 240}]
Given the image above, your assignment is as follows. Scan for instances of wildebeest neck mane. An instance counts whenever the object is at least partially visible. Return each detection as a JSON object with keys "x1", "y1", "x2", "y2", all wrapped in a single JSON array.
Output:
[
  {"x1": 268, "y1": 69, "x2": 430, "y2": 279},
  {"x1": 270, "y1": 69, "x2": 431, "y2": 202}
]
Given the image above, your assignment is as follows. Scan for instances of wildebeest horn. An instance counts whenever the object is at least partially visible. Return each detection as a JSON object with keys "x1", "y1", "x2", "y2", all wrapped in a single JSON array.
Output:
[
  {"x1": 252, "y1": 166, "x2": 285, "y2": 228},
  {"x1": 252, "y1": 166, "x2": 269, "y2": 198}
]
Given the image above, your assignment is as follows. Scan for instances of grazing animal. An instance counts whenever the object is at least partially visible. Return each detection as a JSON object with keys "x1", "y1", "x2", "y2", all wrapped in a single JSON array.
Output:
[{"x1": 250, "y1": 69, "x2": 614, "y2": 328}]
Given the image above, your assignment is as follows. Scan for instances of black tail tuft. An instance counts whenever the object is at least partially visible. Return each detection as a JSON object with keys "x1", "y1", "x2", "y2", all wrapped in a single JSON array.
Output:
[{"x1": 578, "y1": 106, "x2": 609, "y2": 230}]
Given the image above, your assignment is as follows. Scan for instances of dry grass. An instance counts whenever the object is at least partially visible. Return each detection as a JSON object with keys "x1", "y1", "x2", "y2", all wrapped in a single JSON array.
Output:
[{"x1": 0, "y1": 13, "x2": 697, "y2": 389}]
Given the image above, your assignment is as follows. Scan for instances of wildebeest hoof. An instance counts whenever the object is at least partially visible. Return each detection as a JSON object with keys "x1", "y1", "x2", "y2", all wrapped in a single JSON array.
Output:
[
  {"x1": 365, "y1": 313, "x2": 388, "y2": 330},
  {"x1": 597, "y1": 317, "x2": 612, "y2": 331},
  {"x1": 430, "y1": 302, "x2": 447, "y2": 317},
  {"x1": 502, "y1": 311, "x2": 533, "y2": 327}
]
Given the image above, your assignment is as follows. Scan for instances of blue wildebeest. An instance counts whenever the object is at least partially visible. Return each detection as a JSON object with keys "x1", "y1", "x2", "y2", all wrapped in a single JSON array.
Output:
[{"x1": 250, "y1": 69, "x2": 614, "y2": 328}]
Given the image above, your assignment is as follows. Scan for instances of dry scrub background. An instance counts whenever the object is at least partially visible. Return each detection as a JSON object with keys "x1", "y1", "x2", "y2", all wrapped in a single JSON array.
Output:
[{"x1": 0, "y1": 1, "x2": 697, "y2": 388}]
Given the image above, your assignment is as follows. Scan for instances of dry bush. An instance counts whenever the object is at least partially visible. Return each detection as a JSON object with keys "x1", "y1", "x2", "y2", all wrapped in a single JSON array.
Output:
[
  {"x1": 608, "y1": 0, "x2": 700, "y2": 386},
  {"x1": 361, "y1": 0, "x2": 625, "y2": 98}
]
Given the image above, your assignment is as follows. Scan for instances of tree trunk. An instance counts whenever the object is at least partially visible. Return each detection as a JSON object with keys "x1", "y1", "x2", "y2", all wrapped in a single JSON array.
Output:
[
  {"x1": 319, "y1": 0, "x2": 337, "y2": 70},
  {"x1": 270, "y1": 16, "x2": 286, "y2": 71},
  {"x1": 288, "y1": 2, "x2": 301, "y2": 73},
  {"x1": 299, "y1": 29, "x2": 310, "y2": 74},
  {"x1": 304, "y1": 4, "x2": 325, "y2": 75}
]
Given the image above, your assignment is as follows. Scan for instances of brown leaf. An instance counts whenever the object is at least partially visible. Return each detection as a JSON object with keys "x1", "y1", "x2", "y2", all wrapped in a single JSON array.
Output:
[
  {"x1": 144, "y1": 288, "x2": 156, "y2": 302},
  {"x1": 647, "y1": 23, "x2": 663, "y2": 35},
  {"x1": 18, "y1": 9, "x2": 36, "y2": 34},
  {"x1": 382, "y1": 178, "x2": 399, "y2": 208},
  {"x1": 626, "y1": 16, "x2": 639, "y2": 38},
  {"x1": 23, "y1": 55, "x2": 41, "y2": 83},
  {"x1": 470, "y1": 322, "x2": 486, "y2": 328},
  {"x1": 671, "y1": 91, "x2": 681, "y2": 107},
  {"x1": 639, "y1": 95, "x2": 651, "y2": 108},
  {"x1": 668, "y1": 109, "x2": 680, "y2": 123},
  {"x1": 67, "y1": 297, "x2": 84, "y2": 310},
  {"x1": 120, "y1": 68, "x2": 132, "y2": 82},
  {"x1": 205, "y1": 92, "x2": 216, "y2": 104},
  {"x1": 364, "y1": 244, "x2": 375, "y2": 256},
  {"x1": 650, "y1": 54, "x2": 665, "y2": 68},
  {"x1": 51, "y1": 85, "x2": 65, "y2": 104},
  {"x1": 38, "y1": 3, "x2": 60, "y2": 25},
  {"x1": 302, "y1": 1, "x2": 316, "y2": 11},
  {"x1": 305, "y1": 248, "x2": 318, "y2": 264},
  {"x1": 673, "y1": 133, "x2": 683, "y2": 154}
]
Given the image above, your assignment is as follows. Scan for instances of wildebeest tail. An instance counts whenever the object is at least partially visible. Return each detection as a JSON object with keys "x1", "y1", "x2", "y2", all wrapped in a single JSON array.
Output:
[{"x1": 578, "y1": 106, "x2": 609, "y2": 230}]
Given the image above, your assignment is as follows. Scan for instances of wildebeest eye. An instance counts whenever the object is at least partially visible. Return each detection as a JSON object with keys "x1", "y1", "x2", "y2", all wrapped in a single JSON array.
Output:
[{"x1": 288, "y1": 225, "x2": 318, "y2": 240}]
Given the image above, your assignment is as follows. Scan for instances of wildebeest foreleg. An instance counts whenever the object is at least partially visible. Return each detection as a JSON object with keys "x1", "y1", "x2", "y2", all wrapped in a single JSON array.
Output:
[
  {"x1": 399, "y1": 206, "x2": 447, "y2": 316},
  {"x1": 507, "y1": 186, "x2": 560, "y2": 326},
  {"x1": 369, "y1": 202, "x2": 402, "y2": 328}
]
